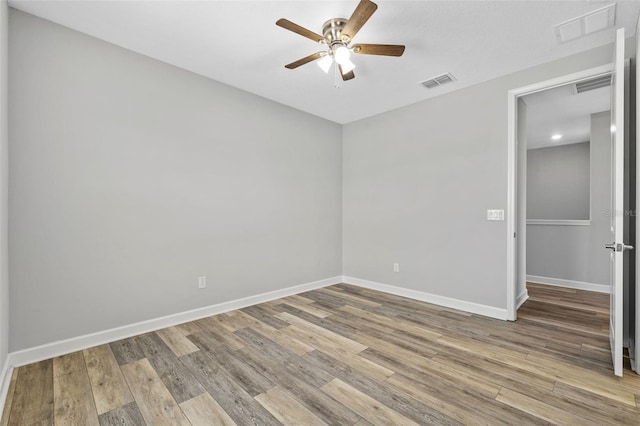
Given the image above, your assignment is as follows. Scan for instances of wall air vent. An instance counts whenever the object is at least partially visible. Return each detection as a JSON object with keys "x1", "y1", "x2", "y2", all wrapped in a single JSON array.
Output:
[
  {"x1": 420, "y1": 73, "x2": 455, "y2": 89},
  {"x1": 575, "y1": 75, "x2": 611, "y2": 93}
]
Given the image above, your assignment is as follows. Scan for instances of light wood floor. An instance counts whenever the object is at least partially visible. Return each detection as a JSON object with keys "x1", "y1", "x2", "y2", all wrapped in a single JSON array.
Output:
[{"x1": 2, "y1": 283, "x2": 639, "y2": 425}]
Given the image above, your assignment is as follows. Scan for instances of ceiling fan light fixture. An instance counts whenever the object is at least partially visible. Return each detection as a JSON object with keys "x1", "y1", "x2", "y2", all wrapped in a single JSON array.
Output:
[
  {"x1": 317, "y1": 55, "x2": 334, "y2": 73},
  {"x1": 333, "y1": 45, "x2": 351, "y2": 65},
  {"x1": 277, "y1": 0, "x2": 405, "y2": 83},
  {"x1": 340, "y1": 58, "x2": 356, "y2": 74}
]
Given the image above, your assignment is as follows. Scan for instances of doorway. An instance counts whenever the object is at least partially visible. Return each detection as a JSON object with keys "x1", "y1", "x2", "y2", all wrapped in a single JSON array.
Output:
[
  {"x1": 505, "y1": 62, "x2": 634, "y2": 376},
  {"x1": 513, "y1": 74, "x2": 617, "y2": 375},
  {"x1": 523, "y1": 80, "x2": 611, "y2": 293},
  {"x1": 506, "y1": 63, "x2": 614, "y2": 321},
  {"x1": 506, "y1": 25, "x2": 636, "y2": 378}
]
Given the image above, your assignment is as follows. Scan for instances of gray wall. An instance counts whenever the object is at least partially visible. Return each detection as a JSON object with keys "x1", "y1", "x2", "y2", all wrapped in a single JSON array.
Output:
[
  {"x1": 343, "y1": 45, "x2": 621, "y2": 310},
  {"x1": 7, "y1": 10, "x2": 637, "y2": 353},
  {"x1": 527, "y1": 142, "x2": 590, "y2": 220},
  {"x1": 527, "y1": 112, "x2": 611, "y2": 284},
  {"x1": 0, "y1": 0, "x2": 8, "y2": 371},
  {"x1": 9, "y1": 10, "x2": 342, "y2": 351}
]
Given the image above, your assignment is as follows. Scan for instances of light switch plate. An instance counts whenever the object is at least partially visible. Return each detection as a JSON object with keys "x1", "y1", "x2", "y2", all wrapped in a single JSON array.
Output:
[{"x1": 487, "y1": 209, "x2": 505, "y2": 221}]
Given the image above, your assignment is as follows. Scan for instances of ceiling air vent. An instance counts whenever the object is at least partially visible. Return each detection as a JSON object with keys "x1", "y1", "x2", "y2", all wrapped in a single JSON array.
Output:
[
  {"x1": 420, "y1": 73, "x2": 455, "y2": 89},
  {"x1": 575, "y1": 75, "x2": 611, "y2": 93},
  {"x1": 554, "y1": 3, "x2": 616, "y2": 43}
]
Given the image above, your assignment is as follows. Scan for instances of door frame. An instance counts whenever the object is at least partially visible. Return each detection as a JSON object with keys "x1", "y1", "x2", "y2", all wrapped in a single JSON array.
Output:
[{"x1": 506, "y1": 63, "x2": 614, "y2": 320}]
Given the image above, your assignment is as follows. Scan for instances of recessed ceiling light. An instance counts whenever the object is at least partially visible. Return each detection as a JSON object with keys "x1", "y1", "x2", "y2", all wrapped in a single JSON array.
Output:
[{"x1": 551, "y1": 134, "x2": 563, "y2": 141}]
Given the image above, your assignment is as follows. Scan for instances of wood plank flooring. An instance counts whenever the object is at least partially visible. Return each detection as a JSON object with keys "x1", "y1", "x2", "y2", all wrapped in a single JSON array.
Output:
[{"x1": 2, "y1": 282, "x2": 639, "y2": 425}]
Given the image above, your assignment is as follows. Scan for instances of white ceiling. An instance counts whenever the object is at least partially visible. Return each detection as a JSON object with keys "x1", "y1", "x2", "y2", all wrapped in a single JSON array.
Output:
[
  {"x1": 525, "y1": 83, "x2": 610, "y2": 149},
  {"x1": 8, "y1": 0, "x2": 640, "y2": 124}
]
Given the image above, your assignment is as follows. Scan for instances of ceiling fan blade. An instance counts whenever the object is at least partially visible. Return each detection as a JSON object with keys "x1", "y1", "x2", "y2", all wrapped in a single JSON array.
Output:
[
  {"x1": 276, "y1": 18, "x2": 327, "y2": 44},
  {"x1": 352, "y1": 44, "x2": 405, "y2": 57},
  {"x1": 339, "y1": 65, "x2": 355, "y2": 81},
  {"x1": 341, "y1": 0, "x2": 378, "y2": 41},
  {"x1": 285, "y1": 52, "x2": 325, "y2": 69}
]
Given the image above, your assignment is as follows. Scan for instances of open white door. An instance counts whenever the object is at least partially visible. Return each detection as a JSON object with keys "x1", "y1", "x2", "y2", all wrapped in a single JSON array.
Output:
[{"x1": 607, "y1": 28, "x2": 628, "y2": 377}]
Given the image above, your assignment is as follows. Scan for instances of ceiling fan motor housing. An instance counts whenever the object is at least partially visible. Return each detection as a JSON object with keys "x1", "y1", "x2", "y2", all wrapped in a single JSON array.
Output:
[{"x1": 322, "y1": 18, "x2": 350, "y2": 46}]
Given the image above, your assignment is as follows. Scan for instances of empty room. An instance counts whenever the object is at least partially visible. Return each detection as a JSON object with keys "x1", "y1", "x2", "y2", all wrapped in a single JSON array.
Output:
[{"x1": 1, "y1": 0, "x2": 640, "y2": 425}]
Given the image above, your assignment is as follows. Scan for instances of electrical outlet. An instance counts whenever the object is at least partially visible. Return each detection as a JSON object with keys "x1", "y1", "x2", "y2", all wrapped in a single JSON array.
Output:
[
  {"x1": 393, "y1": 263, "x2": 400, "y2": 273},
  {"x1": 198, "y1": 276, "x2": 207, "y2": 289}
]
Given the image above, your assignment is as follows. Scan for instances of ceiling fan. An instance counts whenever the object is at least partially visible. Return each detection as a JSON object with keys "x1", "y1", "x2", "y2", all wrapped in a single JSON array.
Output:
[{"x1": 276, "y1": 0, "x2": 405, "y2": 81}]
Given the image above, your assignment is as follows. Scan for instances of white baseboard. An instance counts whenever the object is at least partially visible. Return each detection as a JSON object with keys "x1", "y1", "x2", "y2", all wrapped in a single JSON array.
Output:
[
  {"x1": 7, "y1": 276, "x2": 342, "y2": 368},
  {"x1": 0, "y1": 358, "x2": 12, "y2": 422},
  {"x1": 342, "y1": 276, "x2": 509, "y2": 320},
  {"x1": 4, "y1": 274, "x2": 526, "y2": 369},
  {"x1": 516, "y1": 289, "x2": 529, "y2": 309},
  {"x1": 526, "y1": 275, "x2": 610, "y2": 294}
]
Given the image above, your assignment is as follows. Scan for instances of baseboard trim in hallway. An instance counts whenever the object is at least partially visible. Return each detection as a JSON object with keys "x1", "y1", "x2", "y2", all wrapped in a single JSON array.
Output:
[{"x1": 526, "y1": 275, "x2": 610, "y2": 294}]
